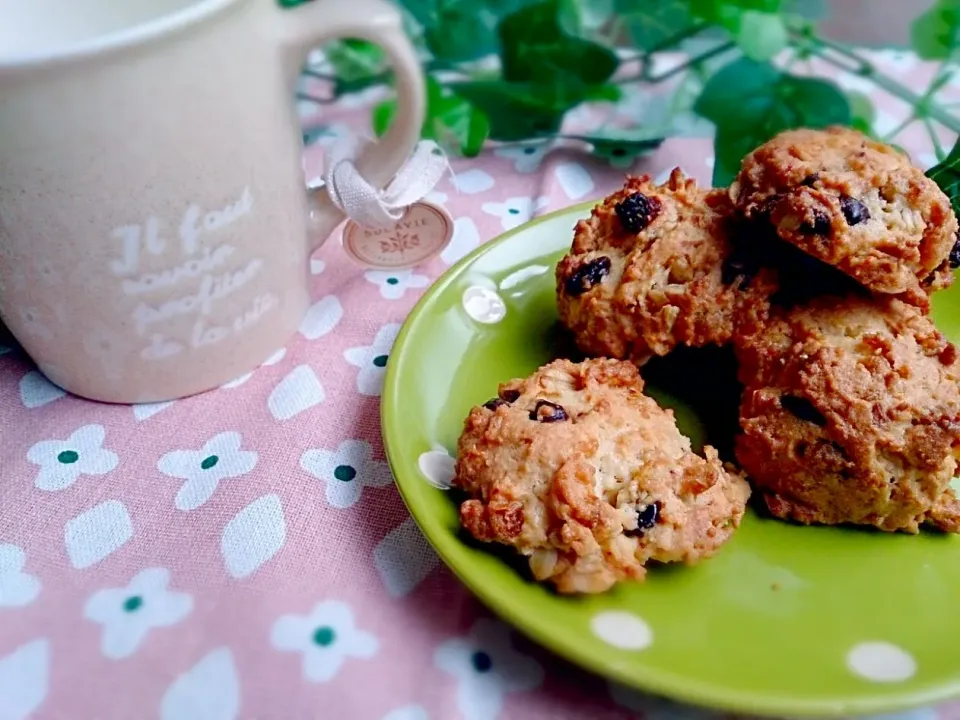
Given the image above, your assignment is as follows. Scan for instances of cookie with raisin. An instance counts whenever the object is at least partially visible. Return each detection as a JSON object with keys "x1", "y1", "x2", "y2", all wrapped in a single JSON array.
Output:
[
  {"x1": 731, "y1": 126, "x2": 959, "y2": 306},
  {"x1": 454, "y1": 358, "x2": 751, "y2": 594},
  {"x1": 734, "y1": 295, "x2": 960, "y2": 533},
  {"x1": 555, "y1": 169, "x2": 777, "y2": 365}
]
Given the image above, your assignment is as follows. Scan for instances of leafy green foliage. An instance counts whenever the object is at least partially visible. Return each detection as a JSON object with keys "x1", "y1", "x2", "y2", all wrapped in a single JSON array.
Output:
[
  {"x1": 288, "y1": 0, "x2": 959, "y2": 176},
  {"x1": 373, "y1": 78, "x2": 490, "y2": 155},
  {"x1": 689, "y1": 0, "x2": 781, "y2": 34},
  {"x1": 421, "y1": 3, "x2": 500, "y2": 62},
  {"x1": 846, "y1": 91, "x2": 876, "y2": 136},
  {"x1": 558, "y1": 0, "x2": 614, "y2": 35},
  {"x1": 401, "y1": 0, "x2": 543, "y2": 62},
  {"x1": 452, "y1": 0, "x2": 619, "y2": 141},
  {"x1": 695, "y1": 57, "x2": 851, "y2": 184},
  {"x1": 569, "y1": 127, "x2": 666, "y2": 161},
  {"x1": 451, "y1": 82, "x2": 571, "y2": 140},
  {"x1": 911, "y1": 0, "x2": 960, "y2": 60},
  {"x1": 617, "y1": 0, "x2": 695, "y2": 51},
  {"x1": 927, "y1": 138, "x2": 960, "y2": 218},
  {"x1": 324, "y1": 40, "x2": 386, "y2": 94},
  {"x1": 735, "y1": 10, "x2": 788, "y2": 61},
  {"x1": 498, "y1": 1, "x2": 619, "y2": 85}
]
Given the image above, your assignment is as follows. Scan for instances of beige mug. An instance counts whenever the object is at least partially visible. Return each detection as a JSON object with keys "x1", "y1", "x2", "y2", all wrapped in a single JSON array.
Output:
[{"x1": 0, "y1": 0, "x2": 425, "y2": 403}]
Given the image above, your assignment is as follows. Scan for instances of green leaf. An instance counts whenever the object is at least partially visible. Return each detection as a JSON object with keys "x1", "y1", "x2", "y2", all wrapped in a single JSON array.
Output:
[
  {"x1": 911, "y1": 0, "x2": 960, "y2": 60},
  {"x1": 397, "y1": 0, "x2": 437, "y2": 27},
  {"x1": 372, "y1": 99, "x2": 397, "y2": 137},
  {"x1": 693, "y1": 56, "x2": 780, "y2": 124},
  {"x1": 735, "y1": 11, "x2": 788, "y2": 61},
  {"x1": 450, "y1": 81, "x2": 568, "y2": 140},
  {"x1": 423, "y1": 3, "x2": 500, "y2": 62},
  {"x1": 584, "y1": 84, "x2": 622, "y2": 102},
  {"x1": 373, "y1": 79, "x2": 491, "y2": 155},
  {"x1": 927, "y1": 138, "x2": 960, "y2": 218},
  {"x1": 433, "y1": 94, "x2": 491, "y2": 156},
  {"x1": 559, "y1": 0, "x2": 615, "y2": 35},
  {"x1": 400, "y1": 0, "x2": 542, "y2": 62},
  {"x1": 695, "y1": 57, "x2": 851, "y2": 185},
  {"x1": 567, "y1": 127, "x2": 666, "y2": 162},
  {"x1": 689, "y1": 0, "x2": 781, "y2": 34},
  {"x1": 497, "y1": 0, "x2": 619, "y2": 85},
  {"x1": 325, "y1": 39, "x2": 385, "y2": 83},
  {"x1": 616, "y1": 0, "x2": 696, "y2": 51},
  {"x1": 847, "y1": 91, "x2": 876, "y2": 136}
]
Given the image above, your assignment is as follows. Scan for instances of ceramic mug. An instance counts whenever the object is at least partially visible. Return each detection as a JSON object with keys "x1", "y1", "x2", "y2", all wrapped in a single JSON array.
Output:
[{"x1": 0, "y1": 0, "x2": 425, "y2": 403}]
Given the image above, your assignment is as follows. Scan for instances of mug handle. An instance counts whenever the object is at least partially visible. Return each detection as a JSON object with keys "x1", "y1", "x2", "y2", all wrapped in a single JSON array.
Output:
[{"x1": 271, "y1": 0, "x2": 426, "y2": 250}]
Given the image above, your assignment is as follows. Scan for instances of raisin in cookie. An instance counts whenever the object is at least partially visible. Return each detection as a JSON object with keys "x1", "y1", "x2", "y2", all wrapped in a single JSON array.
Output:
[
  {"x1": 731, "y1": 126, "x2": 958, "y2": 304},
  {"x1": 556, "y1": 169, "x2": 776, "y2": 365},
  {"x1": 454, "y1": 358, "x2": 751, "y2": 594},
  {"x1": 734, "y1": 295, "x2": 960, "y2": 533}
]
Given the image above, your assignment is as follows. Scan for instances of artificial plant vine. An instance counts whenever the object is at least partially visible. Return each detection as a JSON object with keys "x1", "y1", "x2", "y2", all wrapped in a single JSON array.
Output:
[{"x1": 291, "y1": 0, "x2": 960, "y2": 206}]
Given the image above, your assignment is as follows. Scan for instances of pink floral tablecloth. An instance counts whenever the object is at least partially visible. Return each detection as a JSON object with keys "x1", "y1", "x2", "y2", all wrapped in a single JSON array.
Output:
[{"x1": 2, "y1": 50, "x2": 960, "y2": 720}]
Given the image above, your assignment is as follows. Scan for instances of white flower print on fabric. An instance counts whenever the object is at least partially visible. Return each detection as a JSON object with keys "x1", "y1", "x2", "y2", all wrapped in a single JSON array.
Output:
[
  {"x1": 271, "y1": 600, "x2": 378, "y2": 683},
  {"x1": 84, "y1": 568, "x2": 193, "y2": 660},
  {"x1": 494, "y1": 143, "x2": 550, "y2": 173},
  {"x1": 481, "y1": 197, "x2": 550, "y2": 231},
  {"x1": 28, "y1": 424, "x2": 119, "y2": 492},
  {"x1": 157, "y1": 432, "x2": 258, "y2": 511},
  {"x1": 300, "y1": 440, "x2": 393, "y2": 509},
  {"x1": 364, "y1": 270, "x2": 430, "y2": 300},
  {"x1": 435, "y1": 618, "x2": 544, "y2": 720},
  {"x1": 442, "y1": 217, "x2": 480, "y2": 266},
  {"x1": 0, "y1": 639, "x2": 50, "y2": 720},
  {"x1": 344, "y1": 323, "x2": 401, "y2": 396},
  {"x1": 0, "y1": 544, "x2": 41, "y2": 608},
  {"x1": 160, "y1": 647, "x2": 240, "y2": 720}
]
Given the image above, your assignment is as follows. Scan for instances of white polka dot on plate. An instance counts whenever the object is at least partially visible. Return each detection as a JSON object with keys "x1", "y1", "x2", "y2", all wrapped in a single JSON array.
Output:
[
  {"x1": 847, "y1": 641, "x2": 917, "y2": 683},
  {"x1": 462, "y1": 286, "x2": 507, "y2": 324},
  {"x1": 418, "y1": 449, "x2": 455, "y2": 490},
  {"x1": 590, "y1": 611, "x2": 653, "y2": 650}
]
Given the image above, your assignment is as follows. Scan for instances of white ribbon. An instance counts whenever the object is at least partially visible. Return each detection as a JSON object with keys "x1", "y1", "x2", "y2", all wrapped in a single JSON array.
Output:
[{"x1": 323, "y1": 135, "x2": 450, "y2": 228}]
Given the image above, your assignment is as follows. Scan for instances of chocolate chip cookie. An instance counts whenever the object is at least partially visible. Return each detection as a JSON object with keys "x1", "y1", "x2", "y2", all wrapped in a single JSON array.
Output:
[
  {"x1": 731, "y1": 126, "x2": 958, "y2": 305},
  {"x1": 555, "y1": 169, "x2": 777, "y2": 365},
  {"x1": 734, "y1": 295, "x2": 960, "y2": 533},
  {"x1": 454, "y1": 358, "x2": 751, "y2": 594}
]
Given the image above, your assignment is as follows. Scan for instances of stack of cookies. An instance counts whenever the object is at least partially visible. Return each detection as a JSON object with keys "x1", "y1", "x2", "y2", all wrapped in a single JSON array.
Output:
[{"x1": 452, "y1": 127, "x2": 960, "y2": 594}]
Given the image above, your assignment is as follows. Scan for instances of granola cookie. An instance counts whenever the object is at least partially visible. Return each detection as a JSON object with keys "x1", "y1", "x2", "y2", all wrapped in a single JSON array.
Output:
[
  {"x1": 734, "y1": 295, "x2": 960, "y2": 533},
  {"x1": 555, "y1": 169, "x2": 776, "y2": 365},
  {"x1": 731, "y1": 126, "x2": 959, "y2": 305},
  {"x1": 454, "y1": 358, "x2": 751, "y2": 594}
]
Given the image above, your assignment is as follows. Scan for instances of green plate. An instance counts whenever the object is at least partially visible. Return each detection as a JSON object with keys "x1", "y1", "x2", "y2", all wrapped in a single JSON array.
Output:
[{"x1": 381, "y1": 202, "x2": 960, "y2": 718}]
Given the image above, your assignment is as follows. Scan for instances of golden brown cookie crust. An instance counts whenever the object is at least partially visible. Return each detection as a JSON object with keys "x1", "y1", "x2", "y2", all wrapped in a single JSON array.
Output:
[
  {"x1": 454, "y1": 358, "x2": 751, "y2": 594},
  {"x1": 734, "y1": 295, "x2": 960, "y2": 533},
  {"x1": 731, "y1": 126, "x2": 958, "y2": 302},
  {"x1": 555, "y1": 169, "x2": 776, "y2": 365}
]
